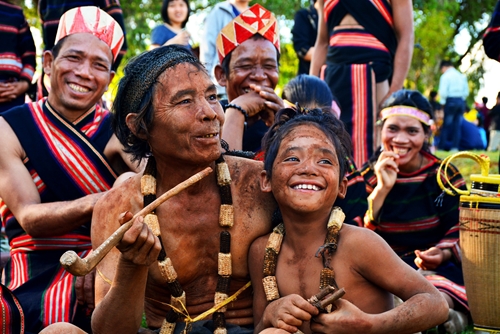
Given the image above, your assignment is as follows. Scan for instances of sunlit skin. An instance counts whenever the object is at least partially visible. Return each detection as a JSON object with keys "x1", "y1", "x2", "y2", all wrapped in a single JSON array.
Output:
[
  {"x1": 43, "y1": 33, "x2": 114, "y2": 121},
  {"x1": 262, "y1": 124, "x2": 347, "y2": 218},
  {"x1": 90, "y1": 61, "x2": 277, "y2": 333},
  {"x1": 137, "y1": 63, "x2": 224, "y2": 169},
  {"x1": 249, "y1": 124, "x2": 448, "y2": 334},
  {"x1": 380, "y1": 115, "x2": 428, "y2": 174}
]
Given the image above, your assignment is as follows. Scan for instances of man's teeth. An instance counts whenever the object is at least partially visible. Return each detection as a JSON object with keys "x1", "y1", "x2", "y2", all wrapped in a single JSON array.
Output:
[
  {"x1": 69, "y1": 84, "x2": 89, "y2": 93},
  {"x1": 203, "y1": 134, "x2": 216, "y2": 138},
  {"x1": 243, "y1": 88, "x2": 249, "y2": 93},
  {"x1": 294, "y1": 184, "x2": 320, "y2": 190}
]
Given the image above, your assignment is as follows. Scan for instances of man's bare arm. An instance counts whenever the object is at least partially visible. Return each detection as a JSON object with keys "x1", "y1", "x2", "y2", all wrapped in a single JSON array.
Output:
[
  {"x1": 92, "y1": 207, "x2": 160, "y2": 334},
  {"x1": 382, "y1": 0, "x2": 414, "y2": 104},
  {"x1": 310, "y1": 0, "x2": 327, "y2": 77},
  {"x1": 0, "y1": 118, "x2": 105, "y2": 237}
]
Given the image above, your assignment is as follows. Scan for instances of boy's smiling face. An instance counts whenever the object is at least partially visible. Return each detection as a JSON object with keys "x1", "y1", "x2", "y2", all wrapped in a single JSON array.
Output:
[{"x1": 262, "y1": 123, "x2": 347, "y2": 215}]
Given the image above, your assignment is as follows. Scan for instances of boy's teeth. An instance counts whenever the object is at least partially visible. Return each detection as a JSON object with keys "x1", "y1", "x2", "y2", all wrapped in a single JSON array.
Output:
[{"x1": 294, "y1": 184, "x2": 320, "y2": 190}]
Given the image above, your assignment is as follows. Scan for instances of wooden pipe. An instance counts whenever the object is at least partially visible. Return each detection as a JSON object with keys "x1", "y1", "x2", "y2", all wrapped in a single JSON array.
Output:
[{"x1": 60, "y1": 167, "x2": 213, "y2": 276}]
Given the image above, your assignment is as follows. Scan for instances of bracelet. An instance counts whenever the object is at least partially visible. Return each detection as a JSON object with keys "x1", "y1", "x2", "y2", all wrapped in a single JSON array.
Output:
[{"x1": 224, "y1": 103, "x2": 248, "y2": 119}]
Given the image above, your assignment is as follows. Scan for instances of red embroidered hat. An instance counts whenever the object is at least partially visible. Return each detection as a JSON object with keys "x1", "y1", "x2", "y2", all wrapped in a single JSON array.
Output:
[
  {"x1": 216, "y1": 4, "x2": 280, "y2": 64},
  {"x1": 55, "y1": 6, "x2": 124, "y2": 61}
]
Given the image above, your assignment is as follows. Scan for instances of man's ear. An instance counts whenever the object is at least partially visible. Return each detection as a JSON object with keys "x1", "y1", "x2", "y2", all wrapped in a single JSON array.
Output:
[
  {"x1": 43, "y1": 51, "x2": 54, "y2": 76},
  {"x1": 214, "y1": 64, "x2": 227, "y2": 87},
  {"x1": 125, "y1": 113, "x2": 147, "y2": 140},
  {"x1": 105, "y1": 71, "x2": 116, "y2": 92},
  {"x1": 260, "y1": 170, "x2": 272, "y2": 193},
  {"x1": 337, "y1": 176, "x2": 348, "y2": 200}
]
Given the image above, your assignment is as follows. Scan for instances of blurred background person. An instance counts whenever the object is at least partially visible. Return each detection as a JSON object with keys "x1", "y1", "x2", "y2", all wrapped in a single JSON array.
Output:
[
  {"x1": 149, "y1": 0, "x2": 192, "y2": 53},
  {"x1": 0, "y1": 0, "x2": 36, "y2": 113},
  {"x1": 487, "y1": 92, "x2": 500, "y2": 151},
  {"x1": 291, "y1": 0, "x2": 319, "y2": 75},
  {"x1": 437, "y1": 60, "x2": 469, "y2": 152}
]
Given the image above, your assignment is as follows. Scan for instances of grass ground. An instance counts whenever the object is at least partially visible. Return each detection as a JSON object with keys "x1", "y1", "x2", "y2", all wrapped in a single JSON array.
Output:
[{"x1": 434, "y1": 150, "x2": 499, "y2": 186}]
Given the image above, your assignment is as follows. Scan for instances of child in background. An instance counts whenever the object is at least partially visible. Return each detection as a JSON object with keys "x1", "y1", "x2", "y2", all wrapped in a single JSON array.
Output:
[
  {"x1": 249, "y1": 107, "x2": 448, "y2": 334},
  {"x1": 0, "y1": 0, "x2": 36, "y2": 113}
]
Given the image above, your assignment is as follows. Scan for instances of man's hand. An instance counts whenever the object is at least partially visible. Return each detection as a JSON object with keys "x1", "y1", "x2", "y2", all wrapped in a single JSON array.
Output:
[
  {"x1": 249, "y1": 84, "x2": 284, "y2": 126},
  {"x1": 310, "y1": 298, "x2": 371, "y2": 334},
  {"x1": 415, "y1": 247, "x2": 448, "y2": 270},
  {"x1": 75, "y1": 268, "x2": 96, "y2": 310},
  {"x1": 0, "y1": 81, "x2": 29, "y2": 103},
  {"x1": 115, "y1": 212, "x2": 161, "y2": 267},
  {"x1": 261, "y1": 294, "x2": 319, "y2": 333}
]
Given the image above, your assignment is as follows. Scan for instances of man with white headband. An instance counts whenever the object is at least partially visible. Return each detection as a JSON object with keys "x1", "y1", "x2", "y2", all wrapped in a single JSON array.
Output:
[{"x1": 0, "y1": 6, "x2": 139, "y2": 333}]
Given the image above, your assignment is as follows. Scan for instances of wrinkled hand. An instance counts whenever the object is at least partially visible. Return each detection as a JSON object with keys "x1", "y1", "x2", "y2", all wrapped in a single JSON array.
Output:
[
  {"x1": 75, "y1": 268, "x2": 96, "y2": 310},
  {"x1": 115, "y1": 211, "x2": 161, "y2": 267},
  {"x1": 263, "y1": 294, "x2": 318, "y2": 333},
  {"x1": 415, "y1": 247, "x2": 445, "y2": 270},
  {"x1": 374, "y1": 150, "x2": 399, "y2": 191},
  {"x1": 249, "y1": 84, "x2": 284, "y2": 126},
  {"x1": 310, "y1": 298, "x2": 370, "y2": 334}
]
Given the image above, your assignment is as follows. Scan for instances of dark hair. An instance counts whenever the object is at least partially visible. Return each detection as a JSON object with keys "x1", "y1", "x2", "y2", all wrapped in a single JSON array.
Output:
[
  {"x1": 51, "y1": 35, "x2": 69, "y2": 59},
  {"x1": 262, "y1": 108, "x2": 351, "y2": 182},
  {"x1": 439, "y1": 60, "x2": 453, "y2": 69},
  {"x1": 282, "y1": 74, "x2": 334, "y2": 110},
  {"x1": 113, "y1": 45, "x2": 204, "y2": 161},
  {"x1": 378, "y1": 89, "x2": 434, "y2": 154},
  {"x1": 161, "y1": 0, "x2": 190, "y2": 28},
  {"x1": 220, "y1": 34, "x2": 280, "y2": 76},
  {"x1": 482, "y1": 96, "x2": 488, "y2": 104}
]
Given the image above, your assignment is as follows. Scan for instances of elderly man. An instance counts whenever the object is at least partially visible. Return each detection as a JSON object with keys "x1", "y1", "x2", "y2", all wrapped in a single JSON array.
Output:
[
  {"x1": 214, "y1": 4, "x2": 284, "y2": 154},
  {"x1": 0, "y1": 6, "x2": 138, "y2": 333},
  {"x1": 45, "y1": 44, "x2": 275, "y2": 334}
]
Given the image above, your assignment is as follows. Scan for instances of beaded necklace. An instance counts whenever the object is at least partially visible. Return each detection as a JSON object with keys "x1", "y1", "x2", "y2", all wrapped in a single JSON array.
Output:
[
  {"x1": 262, "y1": 207, "x2": 345, "y2": 302},
  {"x1": 141, "y1": 154, "x2": 234, "y2": 334}
]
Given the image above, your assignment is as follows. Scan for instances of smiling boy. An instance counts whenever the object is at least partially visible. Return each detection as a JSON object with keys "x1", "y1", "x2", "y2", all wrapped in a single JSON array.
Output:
[{"x1": 248, "y1": 108, "x2": 448, "y2": 334}]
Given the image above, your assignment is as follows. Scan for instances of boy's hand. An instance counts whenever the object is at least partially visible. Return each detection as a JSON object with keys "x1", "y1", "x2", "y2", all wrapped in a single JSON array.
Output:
[
  {"x1": 263, "y1": 294, "x2": 319, "y2": 333},
  {"x1": 310, "y1": 298, "x2": 371, "y2": 333}
]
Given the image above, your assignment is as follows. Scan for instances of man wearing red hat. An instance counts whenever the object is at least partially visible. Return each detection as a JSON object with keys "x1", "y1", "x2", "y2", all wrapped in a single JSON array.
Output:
[
  {"x1": 214, "y1": 4, "x2": 285, "y2": 154},
  {"x1": 0, "y1": 6, "x2": 139, "y2": 333}
]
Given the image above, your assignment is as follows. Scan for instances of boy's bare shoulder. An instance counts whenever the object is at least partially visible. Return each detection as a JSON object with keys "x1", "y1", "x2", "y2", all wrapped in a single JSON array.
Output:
[{"x1": 340, "y1": 224, "x2": 392, "y2": 251}]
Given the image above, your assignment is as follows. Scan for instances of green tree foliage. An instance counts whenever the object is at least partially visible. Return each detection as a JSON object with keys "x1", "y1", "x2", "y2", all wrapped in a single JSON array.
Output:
[{"x1": 409, "y1": 0, "x2": 497, "y2": 103}]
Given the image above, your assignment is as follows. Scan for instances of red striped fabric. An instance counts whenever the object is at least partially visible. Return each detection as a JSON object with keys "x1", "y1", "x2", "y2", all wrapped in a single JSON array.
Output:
[
  {"x1": 369, "y1": 0, "x2": 393, "y2": 27},
  {"x1": 324, "y1": 0, "x2": 339, "y2": 23},
  {"x1": 329, "y1": 32, "x2": 389, "y2": 51},
  {"x1": 29, "y1": 100, "x2": 114, "y2": 195}
]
